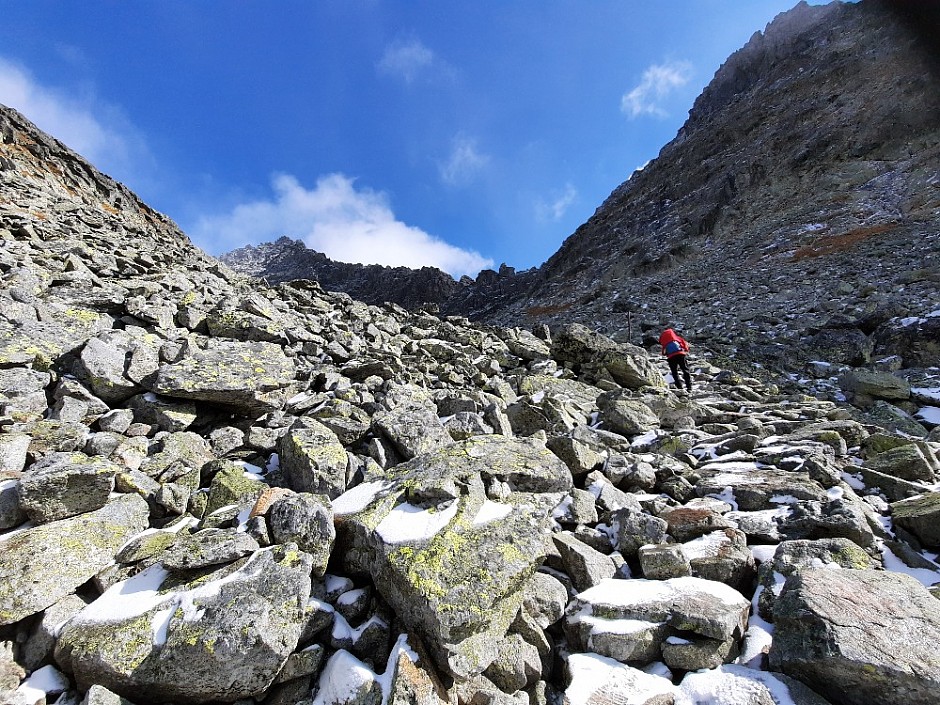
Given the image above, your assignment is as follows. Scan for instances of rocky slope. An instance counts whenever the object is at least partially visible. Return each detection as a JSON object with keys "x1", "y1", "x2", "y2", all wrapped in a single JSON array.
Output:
[
  {"x1": 485, "y1": 0, "x2": 940, "y2": 380},
  {"x1": 2, "y1": 10, "x2": 940, "y2": 705},
  {"x1": 222, "y1": 0, "x2": 940, "y2": 392}
]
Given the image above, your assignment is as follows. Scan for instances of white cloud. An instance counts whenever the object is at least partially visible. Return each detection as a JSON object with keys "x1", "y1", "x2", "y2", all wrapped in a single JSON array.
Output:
[
  {"x1": 440, "y1": 134, "x2": 490, "y2": 186},
  {"x1": 535, "y1": 183, "x2": 578, "y2": 223},
  {"x1": 192, "y1": 173, "x2": 494, "y2": 278},
  {"x1": 0, "y1": 56, "x2": 149, "y2": 177},
  {"x1": 377, "y1": 38, "x2": 435, "y2": 84},
  {"x1": 621, "y1": 60, "x2": 693, "y2": 118}
]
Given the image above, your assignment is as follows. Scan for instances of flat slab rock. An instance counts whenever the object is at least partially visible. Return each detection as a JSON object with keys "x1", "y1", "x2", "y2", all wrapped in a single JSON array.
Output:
[
  {"x1": 770, "y1": 568, "x2": 940, "y2": 705},
  {"x1": 565, "y1": 576, "x2": 750, "y2": 667},
  {"x1": 0, "y1": 494, "x2": 150, "y2": 625}
]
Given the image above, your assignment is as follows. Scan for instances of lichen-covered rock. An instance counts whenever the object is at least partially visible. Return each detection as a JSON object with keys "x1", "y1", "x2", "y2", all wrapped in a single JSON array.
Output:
[
  {"x1": 372, "y1": 402, "x2": 453, "y2": 461},
  {"x1": 839, "y1": 369, "x2": 911, "y2": 406},
  {"x1": 770, "y1": 568, "x2": 940, "y2": 705},
  {"x1": 126, "y1": 393, "x2": 197, "y2": 433},
  {"x1": 891, "y1": 492, "x2": 940, "y2": 549},
  {"x1": 333, "y1": 435, "x2": 569, "y2": 679},
  {"x1": 74, "y1": 331, "x2": 159, "y2": 404},
  {"x1": 268, "y1": 493, "x2": 335, "y2": 577},
  {"x1": 150, "y1": 340, "x2": 298, "y2": 413},
  {"x1": 0, "y1": 494, "x2": 149, "y2": 625},
  {"x1": 0, "y1": 367, "x2": 50, "y2": 422},
  {"x1": 864, "y1": 443, "x2": 936, "y2": 482},
  {"x1": 756, "y1": 538, "x2": 874, "y2": 620},
  {"x1": 204, "y1": 460, "x2": 267, "y2": 516},
  {"x1": 160, "y1": 528, "x2": 260, "y2": 571},
  {"x1": 17, "y1": 452, "x2": 118, "y2": 523},
  {"x1": 55, "y1": 544, "x2": 313, "y2": 704},
  {"x1": 278, "y1": 417, "x2": 349, "y2": 499},
  {"x1": 597, "y1": 395, "x2": 660, "y2": 437}
]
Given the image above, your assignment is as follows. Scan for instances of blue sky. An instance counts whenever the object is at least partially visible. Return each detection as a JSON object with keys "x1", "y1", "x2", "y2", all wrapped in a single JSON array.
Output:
[{"x1": 0, "y1": 1, "x2": 823, "y2": 278}]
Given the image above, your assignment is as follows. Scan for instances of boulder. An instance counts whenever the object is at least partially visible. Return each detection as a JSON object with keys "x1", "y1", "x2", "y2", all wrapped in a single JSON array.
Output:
[
  {"x1": 160, "y1": 528, "x2": 260, "y2": 571},
  {"x1": 268, "y1": 493, "x2": 335, "y2": 576},
  {"x1": 839, "y1": 369, "x2": 910, "y2": 407},
  {"x1": 695, "y1": 458, "x2": 828, "y2": 511},
  {"x1": 891, "y1": 492, "x2": 940, "y2": 549},
  {"x1": 551, "y1": 533, "x2": 617, "y2": 592},
  {"x1": 565, "y1": 577, "x2": 750, "y2": 668},
  {"x1": 563, "y1": 652, "x2": 675, "y2": 705},
  {"x1": 770, "y1": 568, "x2": 940, "y2": 705},
  {"x1": 74, "y1": 332, "x2": 159, "y2": 404},
  {"x1": 777, "y1": 497, "x2": 876, "y2": 549},
  {"x1": 0, "y1": 368, "x2": 51, "y2": 422},
  {"x1": 0, "y1": 479, "x2": 25, "y2": 530},
  {"x1": 150, "y1": 340, "x2": 298, "y2": 413},
  {"x1": 0, "y1": 494, "x2": 149, "y2": 625},
  {"x1": 679, "y1": 528, "x2": 755, "y2": 590},
  {"x1": 755, "y1": 538, "x2": 874, "y2": 620},
  {"x1": 676, "y1": 664, "x2": 833, "y2": 705},
  {"x1": 863, "y1": 443, "x2": 936, "y2": 483},
  {"x1": 598, "y1": 397, "x2": 660, "y2": 437},
  {"x1": 333, "y1": 435, "x2": 569, "y2": 678},
  {"x1": 608, "y1": 508, "x2": 668, "y2": 557},
  {"x1": 277, "y1": 417, "x2": 349, "y2": 499},
  {"x1": 17, "y1": 452, "x2": 118, "y2": 523},
  {"x1": 55, "y1": 544, "x2": 313, "y2": 704}
]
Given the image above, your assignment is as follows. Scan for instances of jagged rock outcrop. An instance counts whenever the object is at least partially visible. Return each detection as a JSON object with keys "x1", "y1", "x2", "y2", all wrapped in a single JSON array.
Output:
[
  {"x1": 220, "y1": 237, "x2": 466, "y2": 310},
  {"x1": 2, "y1": 5, "x2": 940, "y2": 703}
]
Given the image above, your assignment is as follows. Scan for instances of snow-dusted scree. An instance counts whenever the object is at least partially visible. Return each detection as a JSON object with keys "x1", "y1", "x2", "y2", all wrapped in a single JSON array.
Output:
[{"x1": 2, "y1": 3, "x2": 940, "y2": 703}]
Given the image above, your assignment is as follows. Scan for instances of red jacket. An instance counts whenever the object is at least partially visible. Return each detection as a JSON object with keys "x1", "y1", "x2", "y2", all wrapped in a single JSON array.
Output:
[{"x1": 659, "y1": 329, "x2": 689, "y2": 358}]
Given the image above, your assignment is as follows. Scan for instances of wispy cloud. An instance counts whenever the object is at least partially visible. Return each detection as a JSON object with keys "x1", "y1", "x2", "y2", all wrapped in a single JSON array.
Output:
[
  {"x1": 621, "y1": 60, "x2": 693, "y2": 118},
  {"x1": 0, "y1": 56, "x2": 151, "y2": 177},
  {"x1": 377, "y1": 38, "x2": 436, "y2": 84},
  {"x1": 192, "y1": 173, "x2": 494, "y2": 278},
  {"x1": 440, "y1": 134, "x2": 490, "y2": 186},
  {"x1": 535, "y1": 183, "x2": 578, "y2": 223}
]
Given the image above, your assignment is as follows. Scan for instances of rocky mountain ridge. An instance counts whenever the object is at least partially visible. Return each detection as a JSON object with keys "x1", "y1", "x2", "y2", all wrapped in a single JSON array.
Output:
[
  {"x1": 2, "y1": 4, "x2": 940, "y2": 705},
  {"x1": 222, "y1": 0, "x2": 940, "y2": 391},
  {"x1": 220, "y1": 237, "x2": 466, "y2": 311}
]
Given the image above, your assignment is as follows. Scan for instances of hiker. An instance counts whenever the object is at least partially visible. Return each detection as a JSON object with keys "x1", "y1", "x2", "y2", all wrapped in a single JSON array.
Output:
[{"x1": 659, "y1": 328, "x2": 692, "y2": 392}]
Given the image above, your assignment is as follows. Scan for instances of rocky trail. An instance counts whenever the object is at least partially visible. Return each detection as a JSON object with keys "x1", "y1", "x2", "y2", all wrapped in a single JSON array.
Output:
[{"x1": 3, "y1": 51, "x2": 940, "y2": 705}]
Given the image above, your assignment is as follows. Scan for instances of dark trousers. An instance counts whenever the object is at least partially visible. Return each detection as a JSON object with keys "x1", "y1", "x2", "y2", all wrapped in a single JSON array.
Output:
[{"x1": 668, "y1": 354, "x2": 692, "y2": 390}]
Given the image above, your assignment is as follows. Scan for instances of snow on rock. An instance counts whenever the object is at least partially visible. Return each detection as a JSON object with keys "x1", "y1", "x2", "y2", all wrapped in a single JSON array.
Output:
[
  {"x1": 563, "y1": 652, "x2": 676, "y2": 705},
  {"x1": 676, "y1": 664, "x2": 829, "y2": 705}
]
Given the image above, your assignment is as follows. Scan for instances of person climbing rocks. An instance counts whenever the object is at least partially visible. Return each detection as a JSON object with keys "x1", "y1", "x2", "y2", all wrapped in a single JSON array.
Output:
[{"x1": 659, "y1": 328, "x2": 692, "y2": 392}]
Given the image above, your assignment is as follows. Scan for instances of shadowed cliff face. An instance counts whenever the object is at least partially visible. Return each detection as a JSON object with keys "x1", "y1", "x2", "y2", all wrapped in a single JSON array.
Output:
[{"x1": 476, "y1": 0, "x2": 940, "y2": 380}]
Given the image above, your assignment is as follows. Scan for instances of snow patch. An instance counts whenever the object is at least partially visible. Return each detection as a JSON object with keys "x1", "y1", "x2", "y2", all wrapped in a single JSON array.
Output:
[
  {"x1": 565, "y1": 652, "x2": 675, "y2": 705},
  {"x1": 332, "y1": 480, "x2": 396, "y2": 517},
  {"x1": 375, "y1": 500, "x2": 459, "y2": 544},
  {"x1": 474, "y1": 500, "x2": 513, "y2": 526}
]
